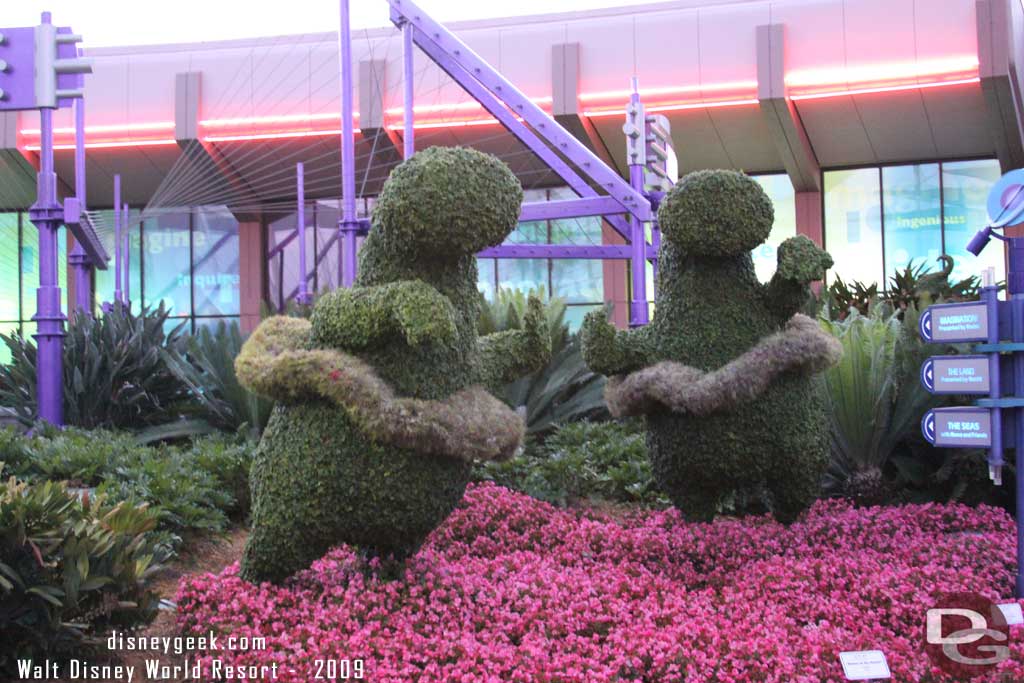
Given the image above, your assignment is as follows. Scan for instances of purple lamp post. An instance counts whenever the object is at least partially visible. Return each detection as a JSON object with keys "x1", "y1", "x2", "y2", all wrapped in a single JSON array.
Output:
[
  {"x1": 402, "y1": 21, "x2": 415, "y2": 160},
  {"x1": 337, "y1": 0, "x2": 360, "y2": 287},
  {"x1": 625, "y1": 78, "x2": 649, "y2": 326},
  {"x1": 122, "y1": 203, "x2": 130, "y2": 305},
  {"x1": 296, "y1": 162, "x2": 310, "y2": 305},
  {"x1": 113, "y1": 174, "x2": 123, "y2": 304},
  {"x1": 68, "y1": 95, "x2": 92, "y2": 315},
  {"x1": 27, "y1": 12, "x2": 69, "y2": 425}
]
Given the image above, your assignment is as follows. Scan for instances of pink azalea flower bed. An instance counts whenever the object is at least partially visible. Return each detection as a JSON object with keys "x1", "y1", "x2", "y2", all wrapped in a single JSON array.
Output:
[{"x1": 177, "y1": 483, "x2": 1024, "y2": 682}]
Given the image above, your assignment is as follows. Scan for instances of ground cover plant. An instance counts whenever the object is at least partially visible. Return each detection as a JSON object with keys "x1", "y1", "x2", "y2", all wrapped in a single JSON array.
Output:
[
  {"x1": 0, "y1": 428, "x2": 252, "y2": 551},
  {"x1": 178, "y1": 482, "x2": 1023, "y2": 682}
]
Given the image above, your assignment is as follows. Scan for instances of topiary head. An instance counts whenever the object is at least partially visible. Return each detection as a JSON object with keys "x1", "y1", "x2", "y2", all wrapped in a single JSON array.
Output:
[
  {"x1": 371, "y1": 146, "x2": 524, "y2": 260},
  {"x1": 657, "y1": 170, "x2": 773, "y2": 257}
]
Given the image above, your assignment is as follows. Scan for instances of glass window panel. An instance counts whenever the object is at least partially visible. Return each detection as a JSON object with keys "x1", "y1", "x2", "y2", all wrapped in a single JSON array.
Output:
[
  {"x1": 316, "y1": 201, "x2": 340, "y2": 294},
  {"x1": 497, "y1": 259, "x2": 548, "y2": 296},
  {"x1": 507, "y1": 221, "x2": 547, "y2": 244},
  {"x1": 552, "y1": 259, "x2": 603, "y2": 304},
  {"x1": 476, "y1": 258, "x2": 496, "y2": 301},
  {"x1": 751, "y1": 174, "x2": 797, "y2": 281},
  {"x1": 550, "y1": 216, "x2": 602, "y2": 246},
  {"x1": 882, "y1": 163, "x2": 942, "y2": 278},
  {"x1": 563, "y1": 304, "x2": 602, "y2": 332},
  {"x1": 942, "y1": 159, "x2": 1005, "y2": 283},
  {"x1": 0, "y1": 213, "x2": 19, "y2": 321},
  {"x1": 92, "y1": 209, "x2": 140, "y2": 312},
  {"x1": 192, "y1": 207, "x2": 240, "y2": 317},
  {"x1": 20, "y1": 224, "x2": 38, "y2": 324},
  {"x1": 824, "y1": 168, "x2": 883, "y2": 287},
  {"x1": 0, "y1": 321, "x2": 18, "y2": 365},
  {"x1": 164, "y1": 317, "x2": 190, "y2": 337},
  {"x1": 58, "y1": 226, "x2": 67, "y2": 313},
  {"x1": 194, "y1": 316, "x2": 240, "y2": 334},
  {"x1": 143, "y1": 211, "x2": 192, "y2": 316}
]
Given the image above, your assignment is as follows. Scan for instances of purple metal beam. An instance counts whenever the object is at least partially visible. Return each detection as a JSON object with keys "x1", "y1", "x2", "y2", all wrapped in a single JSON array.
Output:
[
  {"x1": 338, "y1": 0, "x2": 360, "y2": 287},
  {"x1": 389, "y1": 0, "x2": 650, "y2": 223},
  {"x1": 113, "y1": 174, "x2": 122, "y2": 304},
  {"x1": 409, "y1": 27, "x2": 633, "y2": 240},
  {"x1": 402, "y1": 22, "x2": 415, "y2": 160},
  {"x1": 520, "y1": 197, "x2": 625, "y2": 222},
  {"x1": 479, "y1": 244, "x2": 657, "y2": 260},
  {"x1": 296, "y1": 162, "x2": 310, "y2": 304},
  {"x1": 69, "y1": 95, "x2": 91, "y2": 315}
]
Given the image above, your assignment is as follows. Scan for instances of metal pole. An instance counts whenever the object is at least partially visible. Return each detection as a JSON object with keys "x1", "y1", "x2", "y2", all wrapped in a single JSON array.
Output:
[
  {"x1": 1008, "y1": 237, "x2": 1024, "y2": 598},
  {"x1": 113, "y1": 174, "x2": 122, "y2": 304},
  {"x1": 627, "y1": 77, "x2": 649, "y2": 326},
  {"x1": 338, "y1": 0, "x2": 359, "y2": 287},
  {"x1": 69, "y1": 95, "x2": 92, "y2": 315},
  {"x1": 297, "y1": 162, "x2": 309, "y2": 304},
  {"x1": 122, "y1": 204, "x2": 130, "y2": 305},
  {"x1": 28, "y1": 12, "x2": 65, "y2": 425},
  {"x1": 402, "y1": 21, "x2": 415, "y2": 159}
]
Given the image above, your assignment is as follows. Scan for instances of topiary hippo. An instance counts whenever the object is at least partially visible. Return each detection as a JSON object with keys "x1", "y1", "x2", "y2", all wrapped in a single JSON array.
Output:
[
  {"x1": 235, "y1": 147, "x2": 550, "y2": 583},
  {"x1": 581, "y1": 170, "x2": 841, "y2": 522}
]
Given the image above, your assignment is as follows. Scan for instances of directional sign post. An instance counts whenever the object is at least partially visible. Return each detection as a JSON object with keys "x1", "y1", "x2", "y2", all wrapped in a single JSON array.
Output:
[
  {"x1": 919, "y1": 301, "x2": 990, "y2": 343},
  {"x1": 921, "y1": 407, "x2": 994, "y2": 448},
  {"x1": 920, "y1": 355, "x2": 991, "y2": 395}
]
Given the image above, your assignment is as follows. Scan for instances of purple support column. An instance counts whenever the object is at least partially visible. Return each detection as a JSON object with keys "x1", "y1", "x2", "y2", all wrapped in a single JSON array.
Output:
[
  {"x1": 28, "y1": 15, "x2": 66, "y2": 426},
  {"x1": 297, "y1": 162, "x2": 310, "y2": 304},
  {"x1": 402, "y1": 22, "x2": 415, "y2": 160},
  {"x1": 69, "y1": 96, "x2": 92, "y2": 315},
  {"x1": 338, "y1": 0, "x2": 360, "y2": 287},
  {"x1": 113, "y1": 174, "x2": 122, "y2": 304},
  {"x1": 122, "y1": 204, "x2": 130, "y2": 305},
  {"x1": 627, "y1": 79, "x2": 649, "y2": 326}
]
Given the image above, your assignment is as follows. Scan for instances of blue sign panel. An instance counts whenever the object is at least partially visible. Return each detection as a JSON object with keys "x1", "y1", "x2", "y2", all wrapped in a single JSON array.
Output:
[
  {"x1": 921, "y1": 408, "x2": 993, "y2": 448},
  {"x1": 919, "y1": 302, "x2": 990, "y2": 343},
  {"x1": 920, "y1": 355, "x2": 991, "y2": 395}
]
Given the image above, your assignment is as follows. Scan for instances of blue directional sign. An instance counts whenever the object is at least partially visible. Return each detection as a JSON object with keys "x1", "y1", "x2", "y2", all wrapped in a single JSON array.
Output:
[
  {"x1": 921, "y1": 408, "x2": 993, "y2": 448},
  {"x1": 921, "y1": 355, "x2": 991, "y2": 395},
  {"x1": 919, "y1": 302, "x2": 990, "y2": 343}
]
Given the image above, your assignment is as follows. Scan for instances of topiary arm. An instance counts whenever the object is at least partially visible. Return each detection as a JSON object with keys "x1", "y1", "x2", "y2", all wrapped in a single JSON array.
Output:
[
  {"x1": 580, "y1": 308, "x2": 652, "y2": 376},
  {"x1": 765, "y1": 235, "x2": 833, "y2": 322},
  {"x1": 476, "y1": 295, "x2": 551, "y2": 392},
  {"x1": 310, "y1": 280, "x2": 458, "y2": 351}
]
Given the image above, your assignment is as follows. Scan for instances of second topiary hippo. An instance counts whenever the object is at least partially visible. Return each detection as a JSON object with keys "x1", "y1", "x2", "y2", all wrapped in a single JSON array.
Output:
[
  {"x1": 235, "y1": 147, "x2": 550, "y2": 583},
  {"x1": 581, "y1": 170, "x2": 841, "y2": 522}
]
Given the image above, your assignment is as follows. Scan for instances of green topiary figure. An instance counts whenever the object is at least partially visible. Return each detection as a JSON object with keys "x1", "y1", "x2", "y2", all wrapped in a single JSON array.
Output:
[
  {"x1": 581, "y1": 170, "x2": 841, "y2": 523},
  {"x1": 235, "y1": 147, "x2": 550, "y2": 583}
]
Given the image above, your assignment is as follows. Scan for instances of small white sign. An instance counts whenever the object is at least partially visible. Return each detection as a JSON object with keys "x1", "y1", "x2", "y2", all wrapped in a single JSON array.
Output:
[
  {"x1": 997, "y1": 602, "x2": 1024, "y2": 625},
  {"x1": 839, "y1": 650, "x2": 891, "y2": 680}
]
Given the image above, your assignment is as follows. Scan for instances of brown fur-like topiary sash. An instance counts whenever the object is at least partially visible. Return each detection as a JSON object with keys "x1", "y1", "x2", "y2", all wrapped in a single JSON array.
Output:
[
  {"x1": 236, "y1": 316, "x2": 523, "y2": 463},
  {"x1": 605, "y1": 314, "x2": 841, "y2": 418}
]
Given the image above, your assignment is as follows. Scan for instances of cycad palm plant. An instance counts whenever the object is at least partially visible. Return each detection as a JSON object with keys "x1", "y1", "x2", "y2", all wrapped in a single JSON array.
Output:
[{"x1": 820, "y1": 303, "x2": 940, "y2": 496}]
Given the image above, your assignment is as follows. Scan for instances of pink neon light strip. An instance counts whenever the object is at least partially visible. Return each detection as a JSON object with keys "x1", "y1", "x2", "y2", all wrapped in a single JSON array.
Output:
[
  {"x1": 203, "y1": 129, "x2": 344, "y2": 142},
  {"x1": 24, "y1": 139, "x2": 179, "y2": 151},
  {"x1": 790, "y1": 77, "x2": 980, "y2": 101}
]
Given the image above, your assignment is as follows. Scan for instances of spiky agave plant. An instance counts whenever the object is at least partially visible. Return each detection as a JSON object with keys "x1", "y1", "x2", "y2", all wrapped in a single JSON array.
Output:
[{"x1": 0, "y1": 302, "x2": 191, "y2": 429}]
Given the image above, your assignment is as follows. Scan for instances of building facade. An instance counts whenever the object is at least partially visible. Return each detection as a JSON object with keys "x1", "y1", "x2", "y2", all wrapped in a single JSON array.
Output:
[{"x1": 0, "y1": 0, "x2": 1021, "y2": 351}]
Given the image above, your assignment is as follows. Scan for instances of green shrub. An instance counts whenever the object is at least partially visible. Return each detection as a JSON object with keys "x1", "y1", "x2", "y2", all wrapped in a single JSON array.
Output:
[
  {"x1": 162, "y1": 320, "x2": 273, "y2": 440},
  {"x1": 582, "y1": 170, "x2": 838, "y2": 523},
  {"x1": 0, "y1": 303, "x2": 191, "y2": 429},
  {"x1": 0, "y1": 473, "x2": 163, "y2": 677},
  {"x1": 476, "y1": 420, "x2": 665, "y2": 507},
  {"x1": 0, "y1": 427, "x2": 250, "y2": 546},
  {"x1": 237, "y1": 147, "x2": 550, "y2": 583}
]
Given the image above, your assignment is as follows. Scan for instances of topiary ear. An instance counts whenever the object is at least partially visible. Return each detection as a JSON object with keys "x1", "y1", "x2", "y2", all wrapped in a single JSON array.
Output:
[{"x1": 373, "y1": 146, "x2": 523, "y2": 256}]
